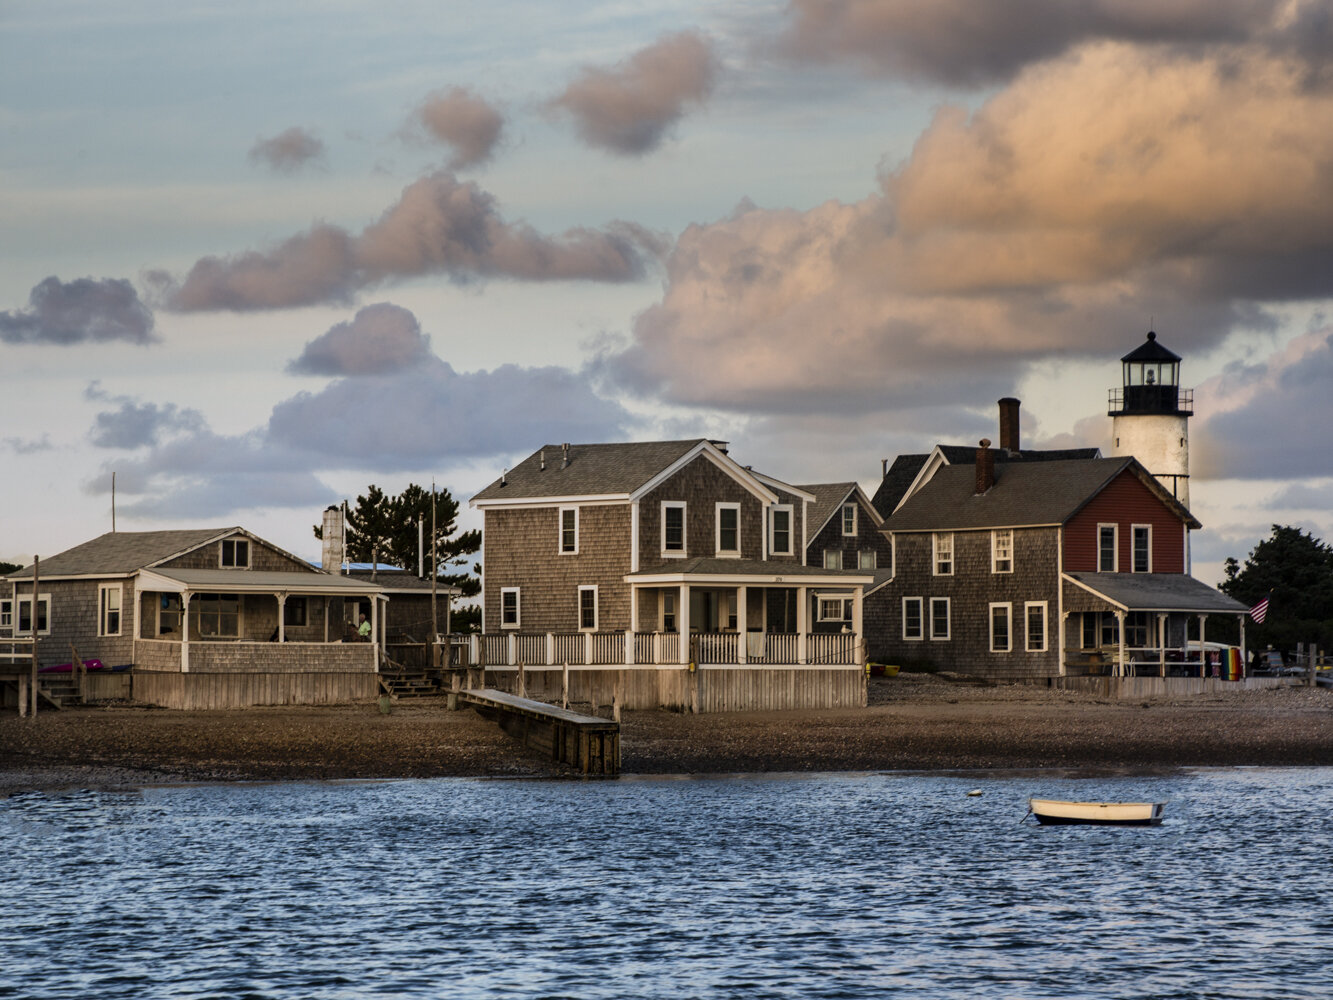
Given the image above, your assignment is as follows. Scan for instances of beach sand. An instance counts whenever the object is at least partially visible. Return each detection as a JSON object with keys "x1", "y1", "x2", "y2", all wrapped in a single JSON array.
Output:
[{"x1": 3, "y1": 674, "x2": 1330, "y2": 794}]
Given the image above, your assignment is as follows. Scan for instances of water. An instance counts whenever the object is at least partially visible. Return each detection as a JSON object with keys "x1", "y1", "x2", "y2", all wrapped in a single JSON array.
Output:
[{"x1": 2, "y1": 768, "x2": 1331, "y2": 999}]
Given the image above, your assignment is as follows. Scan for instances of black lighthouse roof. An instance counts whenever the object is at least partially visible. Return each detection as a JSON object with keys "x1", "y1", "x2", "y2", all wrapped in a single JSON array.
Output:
[{"x1": 1121, "y1": 331, "x2": 1181, "y2": 364}]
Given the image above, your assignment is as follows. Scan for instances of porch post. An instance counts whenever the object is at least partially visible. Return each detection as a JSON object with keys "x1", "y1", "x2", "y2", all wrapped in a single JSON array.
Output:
[
  {"x1": 737, "y1": 585, "x2": 747, "y2": 664},
  {"x1": 181, "y1": 590, "x2": 192, "y2": 674},
  {"x1": 678, "y1": 583, "x2": 691, "y2": 664},
  {"x1": 323, "y1": 597, "x2": 330, "y2": 643},
  {"x1": 277, "y1": 592, "x2": 286, "y2": 643},
  {"x1": 1115, "y1": 610, "x2": 1126, "y2": 677},
  {"x1": 1199, "y1": 615, "x2": 1207, "y2": 677},
  {"x1": 851, "y1": 585, "x2": 864, "y2": 665},
  {"x1": 1157, "y1": 613, "x2": 1168, "y2": 677},
  {"x1": 370, "y1": 595, "x2": 380, "y2": 667},
  {"x1": 508, "y1": 631, "x2": 517, "y2": 666},
  {"x1": 546, "y1": 632, "x2": 555, "y2": 666},
  {"x1": 626, "y1": 584, "x2": 637, "y2": 666},
  {"x1": 797, "y1": 586, "x2": 808, "y2": 665}
]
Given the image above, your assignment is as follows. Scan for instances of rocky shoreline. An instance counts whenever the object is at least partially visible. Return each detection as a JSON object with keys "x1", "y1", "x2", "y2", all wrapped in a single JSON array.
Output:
[{"x1": 3, "y1": 674, "x2": 1330, "y2": 795}]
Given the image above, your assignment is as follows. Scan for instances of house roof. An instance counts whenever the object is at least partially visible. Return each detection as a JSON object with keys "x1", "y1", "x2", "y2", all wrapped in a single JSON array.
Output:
[
  {"x1": 1064, "y1": 572, "x2": 1246, "y2": 614},
  {"x1": 795, "y1": 483, "x2": 858, "y2": 539},
  {"x1": 8, "y1": 528, "x2": 246, "y2": 579},
  {"x1": 344, "y1": 568, "x2": 462, "y2": 596},
  {"x1": 138, "y1": 568, "x2": 384, "y2": 596},
  {"x1": 472, "y1": 440, "x2": 712, "y2": 502},
  {"x1": 884, "y1": 456, "x2": 1201, "y2": 532}
]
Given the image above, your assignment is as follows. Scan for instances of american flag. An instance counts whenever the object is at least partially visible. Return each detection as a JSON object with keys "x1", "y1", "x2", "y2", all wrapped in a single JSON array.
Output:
[{"x1": 1249, "y1": 596, "x2": 1270, "y2": 623}]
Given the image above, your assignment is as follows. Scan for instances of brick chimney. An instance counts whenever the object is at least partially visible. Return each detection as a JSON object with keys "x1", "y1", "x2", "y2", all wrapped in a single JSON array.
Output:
[
  {"x1": 975, "y1": 438, "x2": 995, "y2": 494},
  {"x1": 998, "y1": 397, "x2": 1021, "y2": 454}
]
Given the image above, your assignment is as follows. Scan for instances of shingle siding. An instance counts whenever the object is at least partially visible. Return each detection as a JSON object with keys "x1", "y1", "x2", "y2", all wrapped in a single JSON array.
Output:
[
  {"x1": 160, "y1": 536, "x2": 315, "y2": 573},
  {"x1": 806, "y1": 495, "x2": 892, "y2": 571},
  {"x1": 638, "y1": 455, "x2": 767, "y2": 567},
  {"x1": 10, "y1": 577, "x2": 137, "y2": 670}
]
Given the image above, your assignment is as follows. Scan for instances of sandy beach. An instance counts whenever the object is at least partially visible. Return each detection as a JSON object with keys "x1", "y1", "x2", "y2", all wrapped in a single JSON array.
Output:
[{"x1": 2, "y1": 674, "x2": 1330, "y2": 794}]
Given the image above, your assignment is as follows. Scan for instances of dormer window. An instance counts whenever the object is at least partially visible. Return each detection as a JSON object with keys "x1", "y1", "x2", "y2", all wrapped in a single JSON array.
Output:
[{"x1": 221, "y1": 538, "x2": 250, "y2": 568}]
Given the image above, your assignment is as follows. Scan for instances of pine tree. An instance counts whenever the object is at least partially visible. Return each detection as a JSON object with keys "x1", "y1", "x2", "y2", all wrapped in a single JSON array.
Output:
[{"x1": 1220, "y1": 525, "x2": 1333, "y2": 653}]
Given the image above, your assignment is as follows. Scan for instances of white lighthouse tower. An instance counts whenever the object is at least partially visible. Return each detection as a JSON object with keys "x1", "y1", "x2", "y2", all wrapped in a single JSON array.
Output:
[{"x1": 1109, "y1": 331, "x2": 1193, "y2": 510}]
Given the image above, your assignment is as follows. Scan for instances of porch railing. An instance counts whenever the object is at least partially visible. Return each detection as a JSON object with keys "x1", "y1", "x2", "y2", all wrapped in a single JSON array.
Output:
[
  {"x1": 442, "y1": 631, "x2": 862, "y2": 667},
  {"x1": 1064, "y1": 644, "x2": 1242, "y2": 677}
]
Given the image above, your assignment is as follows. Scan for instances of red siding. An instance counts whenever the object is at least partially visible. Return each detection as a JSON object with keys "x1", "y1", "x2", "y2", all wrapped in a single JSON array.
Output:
[{"x1": 1064, "y1": 471, "x2": 1186, "y2": 573}]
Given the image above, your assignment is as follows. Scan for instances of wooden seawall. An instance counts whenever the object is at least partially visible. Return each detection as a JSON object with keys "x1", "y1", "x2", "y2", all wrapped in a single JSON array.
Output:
[{"x1": 459, "y1": 688, "x2": 620, "y2": 775}]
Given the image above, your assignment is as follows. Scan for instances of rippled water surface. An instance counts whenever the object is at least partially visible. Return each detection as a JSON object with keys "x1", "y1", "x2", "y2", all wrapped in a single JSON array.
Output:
[{"x1": 3, "y1": 768, "x2": 1332, "y2": 999}]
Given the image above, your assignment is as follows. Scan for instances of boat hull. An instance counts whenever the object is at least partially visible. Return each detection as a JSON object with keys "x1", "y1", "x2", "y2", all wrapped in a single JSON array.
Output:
[{"x1": 1029, "y1": 798, "x2": 1165, "y2": 826}]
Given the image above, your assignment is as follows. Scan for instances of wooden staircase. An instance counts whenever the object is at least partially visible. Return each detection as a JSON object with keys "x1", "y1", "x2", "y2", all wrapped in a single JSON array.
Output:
[
  {"x1": 378, "y1": 658, "x2": 444, "y2": 698},
  {"x1": 35, "y1": 675, "x2": 80, "y2": 710}
]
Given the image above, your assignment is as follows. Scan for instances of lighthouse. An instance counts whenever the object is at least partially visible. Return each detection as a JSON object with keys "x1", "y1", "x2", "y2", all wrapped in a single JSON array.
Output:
[{"x1": 1108, "y1": 331, "x2": 1194, "y2": 510}]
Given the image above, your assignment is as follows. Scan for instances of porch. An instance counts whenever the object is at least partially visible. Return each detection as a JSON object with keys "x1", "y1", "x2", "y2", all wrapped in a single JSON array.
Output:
[{"x1": 445, "y1": 629, "x2": 864, "y2": 668}]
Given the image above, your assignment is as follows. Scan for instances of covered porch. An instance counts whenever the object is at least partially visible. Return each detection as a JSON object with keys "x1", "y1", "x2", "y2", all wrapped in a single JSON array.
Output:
[
  {"x1": 133, "y1": 567, "x2": 387, "y2": 673},
  {"x1": 1062, "y1": 572, "x2": 1251, "y2": 678}
]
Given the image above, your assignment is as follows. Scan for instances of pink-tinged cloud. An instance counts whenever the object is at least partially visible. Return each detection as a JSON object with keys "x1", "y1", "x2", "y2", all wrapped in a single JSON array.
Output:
[
  {"x1": 413, "y1": 87, "x2": 504, "y2": 169},
  {"x1": 602, "y1": 44, "x2": 1333, "y2": 416},
  {"x1": 776, "y1": 0, "x2": 1295, "y2": 86},
  {"x1": 0, "y1": 276, "x2": 157, "y2": 345},
  {"x1": 549, "y1": 30, "x2": 719, "y2": 155},
  {"x1": 1193, "y1": 327, "x2": 1333, "y2": 481},
  {"x1": 161, "y1": 172, "x2": 665, "y2": 311},
  {"x1": 288, "y1": 303, "x2": 433, "y2": 376},
  {"x1": 248, "y1": 126, "x2": 327, "y2": 173}
]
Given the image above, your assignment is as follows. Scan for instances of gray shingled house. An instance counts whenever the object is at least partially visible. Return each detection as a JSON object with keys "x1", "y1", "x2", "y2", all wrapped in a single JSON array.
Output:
[
  {"x1": 468, "y1": 439, "x2": 874, "y2": 710},
  {"x1": 791, "y1": 481, "x2": 894, "y2": 633},
  {"x1": 3, "y1": 528, "x2": 387, "y2": 708}
]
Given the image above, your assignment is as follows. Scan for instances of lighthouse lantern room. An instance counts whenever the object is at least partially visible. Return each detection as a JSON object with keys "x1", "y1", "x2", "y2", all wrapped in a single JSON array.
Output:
[{"x1": 1108, "y1": 331, "x2": 1194, "y2": 510}]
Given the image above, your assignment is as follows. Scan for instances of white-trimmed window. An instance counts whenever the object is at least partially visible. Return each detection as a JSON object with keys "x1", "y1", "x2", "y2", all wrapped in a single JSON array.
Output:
[
  {"x1": 1132, "y1": 524, "x2": 1152, "y2": 573},
  {"x1": 1081, "y1": 613, "x2": 1098, "y2": 650},
  {"x1": 221, "y1": 538, "x2": 250, "y2": 568},
  {"x1": 16, "y1": 595, "x2": 51, "y2": 636},
  {"x1": 992, "y1": 529, "x2": 1013, "y2": 574},
  {"x1": 989, "y1": 602, "x2": 1012, "y2": 652},
  {"x1": 933, "y1": 533, "x2": 954, "y2": 576},
  {"x1": 284, "y1": 598, "x2": 308, "y2": 627},
  {"x1": 500, "y1": 588, "x2": 520, "y2": 629},
  {"x1": 99, "y1": 583, "x2": 123, "y2": 637},
  {"x1": 929, "y1": 597, "x2": 951, "y2": 640},
  {"x1": 858, "y1": 549, "x2": 877, "y2": 570},
  {"x1": 157, "y1": 595, "x2": 182, "y2": 636},
  {"x1": 823, "y1": 549, "x2": 843, "y2": 570},
  {"x1": 715, "y1": 502, "x2": 740, "y2": 557},
  {"x1": 818, "y1": 597, "x2": 850, "y2": 622},
  {"x1": 662, "y1": 591, "x2": 677, "y2": 633},
  {"x1": 1026, "y1": 602, "x2": 1048, "y2": 652},
  {"x1": 841, "y1": 503, "x2": 857, "y2": 536},
  {"x1": 578, "y1": 586, "x2": 598, "y2": 631},
  {"x1": 559, "y1": 507, "x2": 579, "y2": 554},
  {"x1": 1098, "y1": 524, "x2": 1118, "y2": 572},
  {"x1": 0, "y1": 598, "x2": 12, "y2": 631},
  {"x1": 193, "y1": 593, "x2": 239, "y2": 637},
  {"x1": 662, "y1": 501, "x2": 686, "y2": 556},
  {"x1": 902, "y1": 597, "x2": 923, "y2": 640},
  {"x1": 769, "y1": 505, "x2": 794, "y2": 555}
]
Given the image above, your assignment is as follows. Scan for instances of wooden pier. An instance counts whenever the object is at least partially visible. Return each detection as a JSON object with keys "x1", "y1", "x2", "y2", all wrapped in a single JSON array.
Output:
[{"x1": 459, "y1": 688, "x2": 620, "y2": 775}]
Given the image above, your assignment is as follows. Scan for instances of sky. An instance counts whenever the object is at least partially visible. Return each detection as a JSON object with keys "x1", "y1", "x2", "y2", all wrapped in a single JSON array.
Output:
[{"x1": 4, "y1": 0, "x2": 1333, "y2": 592}]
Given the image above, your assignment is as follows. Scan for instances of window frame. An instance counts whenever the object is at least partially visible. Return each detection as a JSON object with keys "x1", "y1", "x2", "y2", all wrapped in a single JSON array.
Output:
[
  {"x1": 929, "y1": 597, "x2": 951, "y2": 641},
  {"x1": 192, "y1": 593, "x2": 240, "y2": 638},
  {"x1": 933, "y1": 533, "x2": 954, "y2": 576},
  {"x1": 818, "y1": 597, "x2": 850, "y2": 622},
  {"x1": 841, "y1": 503, "x2": 857, "y2": 537},
  {"x1": 0, "y1": 598, "x2": 11, "y2": 631},
  {"x1": 769, "y1": 504, "x2": 794, "y2": 556},
  {"x1": 991, "y1": 529, "x2": 1013, "y2": 574},
  {"x1": 220, "y1": 538, "x2": 250, "y2": 568},
  {"x1": 858, "y1": 549, "x2": 877, "y2": 570},
  {"x1": 558, "y1": 506, "x2": 579, "y2": 555},
  {"x1": 661, "y1": 591, "x2": 677, "y2": 633},
  {"x1": 823, "y1": 548, "x2": 843, "y2": 570},
  {"x1": 499, "y1": 587, "x2": 521, "y2": 629},
  {"x1": 16, "y1": 594, "x2": 51, "y2": 636},
  {"x1": 1098, "y1": 523, "x2": 1119, "y2": 573},
  {"x1": 1025, "y1": 601, "x2": 1049, "y2": 653},
  {"x1": 577, "y1": 585, "x2": 598, "y2": 632},
  {"x1": 99, "y1": 583, "x2": 123, "y2": 637},
  {"x1": 989, "y1": 602, "x2": 1012, "y2": 653},
  {"x1": 902, "y1": 597, "x2": 924, "y2": 641},
  {"x1": 715, "y1": 502, "x2": 741, "y2": 557},
  {"x1": 661, "y1": 501, "x2": 687, "y2": 557},
  {"x1": 1132, "y1": 524, "x2": 1152, "y2": 573},
  {"x1": 283, "y1": 597, "x2": 308, "y2": 628}
]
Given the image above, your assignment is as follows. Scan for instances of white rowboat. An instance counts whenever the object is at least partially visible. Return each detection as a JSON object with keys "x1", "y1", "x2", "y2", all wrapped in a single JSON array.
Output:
[{"x1": 1028, "y1": 798, "x2": 1166, "y2": 826}]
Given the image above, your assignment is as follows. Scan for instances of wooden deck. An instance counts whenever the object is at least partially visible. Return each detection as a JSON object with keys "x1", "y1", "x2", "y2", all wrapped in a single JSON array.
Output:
[{"x1": 459, "y1": 688, "x2": 620, "y2": 775}]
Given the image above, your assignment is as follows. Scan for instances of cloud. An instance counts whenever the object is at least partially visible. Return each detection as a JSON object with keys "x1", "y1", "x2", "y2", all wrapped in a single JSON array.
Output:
[
  {"x1": 0, "y1": 277, "x2": 156, "y2": 345},
  {"x1": 1266, "y1": 480, "x2": 1333, "y2": 509},
  {"x1": 2, "y1": 434, "x2": 52, "y2": 455},
  {"x1": 159, "y1": 171, "x2": 664, "y2": 311},
  {"x1": 288, "y1": 303, "x2": 433, "y2": 376},
  {"x1": 548, "y1": 30, "x2": 718, "y2": 155},
  {"x1": 600, "y1": 44, "x2": 1333, "y2": 417},
  {"x1": 775, "y1": 0, "x2": 1307, "y2": 87},
  {"x1": 411, "y1": 88, "x2": 504, "y2": 169},
  {"x1": 86, "y1": 354, "x2": 636, "y2": 518},
  {"x1": 1194, "y1": 328, "x2": 1333, "y2": 481},
  {"x1": 248, "y1": 126, "x2": 327, "y2": 173},
  {"x1": 87, "y1": 398, "x2": 206, "y2": 449}
]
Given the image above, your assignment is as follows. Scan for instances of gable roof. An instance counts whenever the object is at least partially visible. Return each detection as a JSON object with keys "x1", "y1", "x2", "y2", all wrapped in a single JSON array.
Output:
[
  {"x1": 9, "y1": 528, "x2": 242, "y2": 579},
  {"x1": 795, "y1": 482, "x2": 885, "y2": 540},
  {"x1": 885, "y1": 457, "x2": 1200, "y2": 532},
  {"x1": 471, "y1": 439, "x2": 776, "y2": 506}
]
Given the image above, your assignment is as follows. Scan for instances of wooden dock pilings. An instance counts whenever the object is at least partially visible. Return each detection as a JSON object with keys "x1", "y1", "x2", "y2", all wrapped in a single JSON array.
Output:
[{"x1": 458, "y1": 687, "x2": 620, "y2": 775}]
